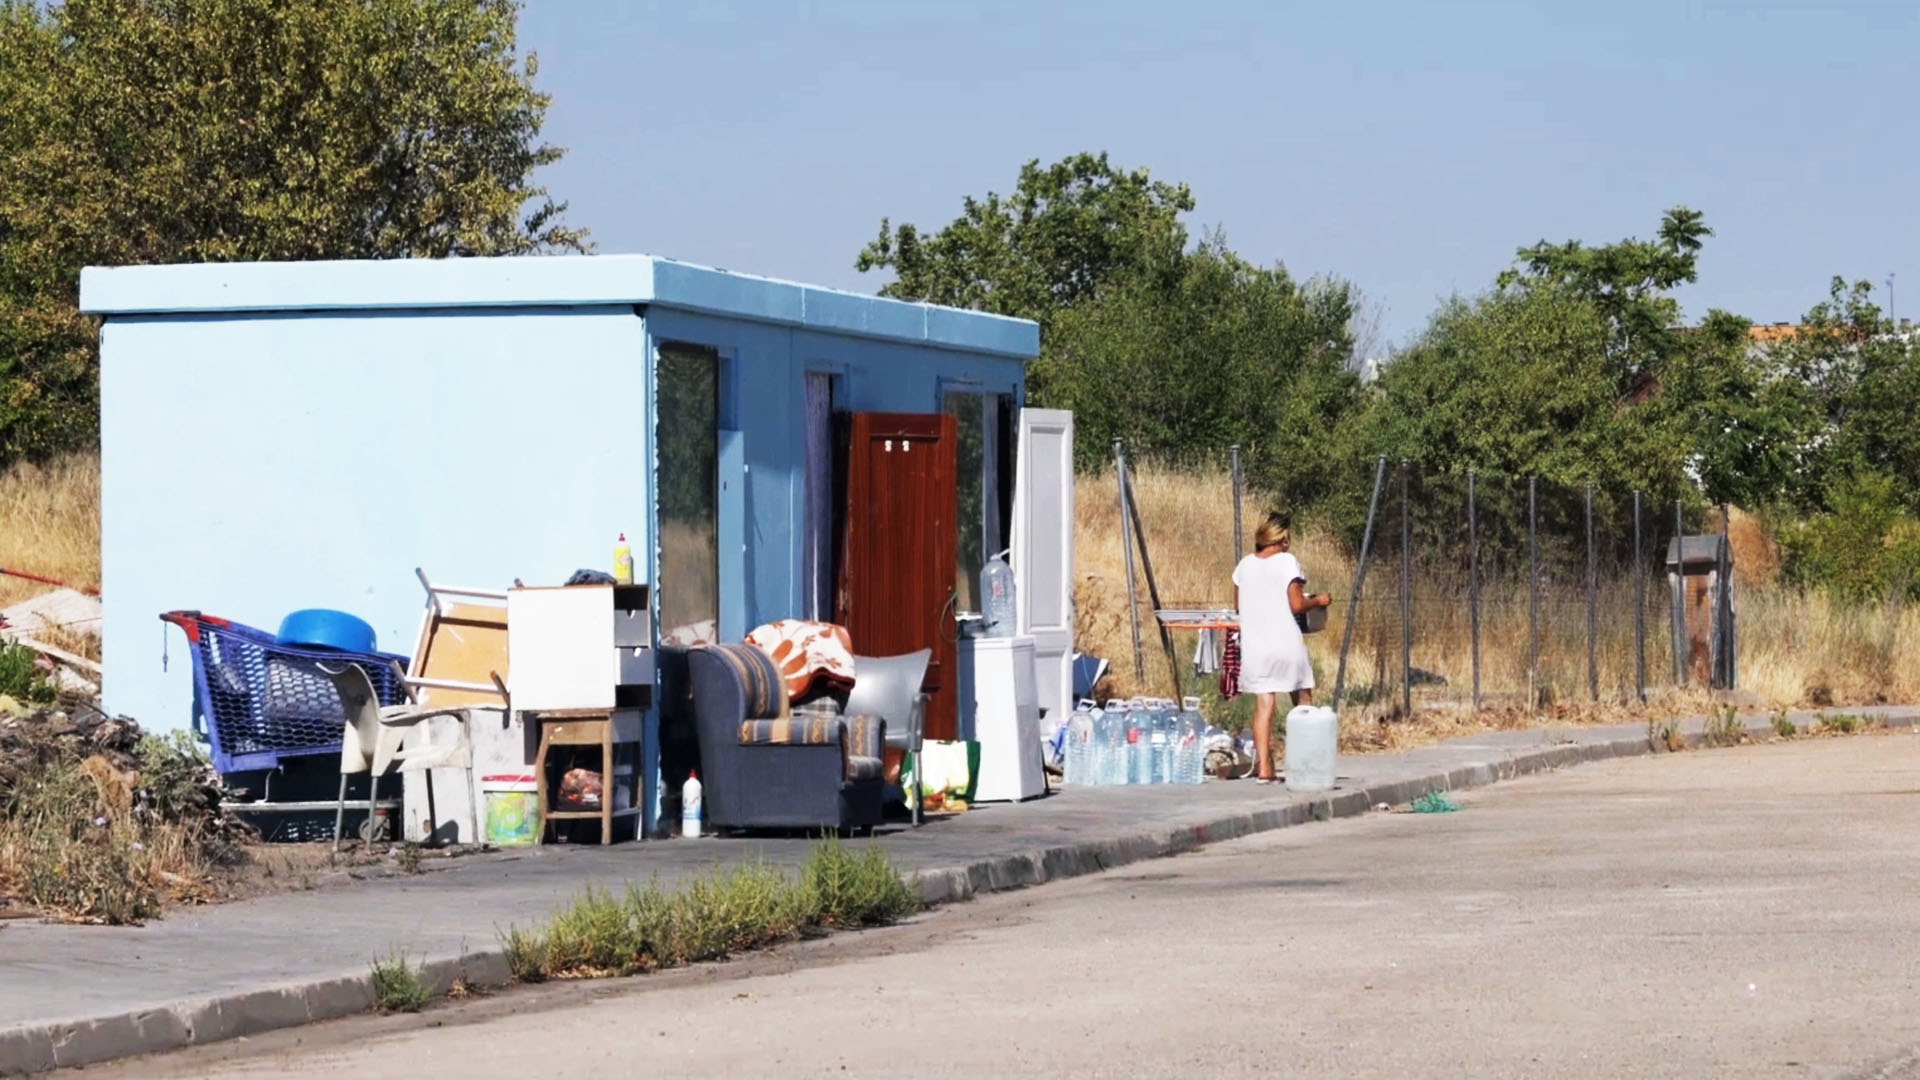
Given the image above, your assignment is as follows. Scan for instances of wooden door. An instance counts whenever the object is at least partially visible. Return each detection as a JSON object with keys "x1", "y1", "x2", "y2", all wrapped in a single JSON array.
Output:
[{"x1": 838, "y1": 412, "x2": 959, "y2": 740}]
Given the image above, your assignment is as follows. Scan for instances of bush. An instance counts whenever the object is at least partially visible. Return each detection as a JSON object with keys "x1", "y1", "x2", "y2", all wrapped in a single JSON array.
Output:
[
  {"x1": 0, "y1": 642, "x2": 55, "y2": 705},
  {"x1": 370, "y1": 951, "x2": 432, "y2": 1013},
  {"x1": 1780, "y1": 472, "x2": 1920, "y2": 603},
  {"x1": 0, "y1": 717, "x2": 242, "y2": 924},
  {"x1": 501, "y1": 841, "x2": 919, "y2": 982},
  {"x1": 800, "y1": 837, "x2": 920, "y2": 929}
]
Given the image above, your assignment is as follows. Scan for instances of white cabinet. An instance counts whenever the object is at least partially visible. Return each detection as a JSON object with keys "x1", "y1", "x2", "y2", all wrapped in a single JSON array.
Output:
[
  {"x1": 506, "y1": 584, "x2": 652, "y2": 712},
  {"x1": 962, "y1": 635, "x2": 1046, "y2": 802}
]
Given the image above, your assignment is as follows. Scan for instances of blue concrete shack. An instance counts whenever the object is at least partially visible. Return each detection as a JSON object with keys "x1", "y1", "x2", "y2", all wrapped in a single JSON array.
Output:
[{"x1": 79, "y1": 254, "x2": 1039, "y2": 734}]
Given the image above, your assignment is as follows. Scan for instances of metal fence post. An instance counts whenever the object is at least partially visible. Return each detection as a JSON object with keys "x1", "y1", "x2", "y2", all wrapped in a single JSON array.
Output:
[
  {"x1": 1469, "y1": 469, "x2": 1481, "y2": 713},
  {"x1": 1719, "y1": 502, "x2": 1735, "y2": 690},
  {"x1": 1672, "y1": 499, "x2": 1687, "y2": 686},
  {"x1": 1332, "y1": 456, "x2": 1389, "y2": 713},
  {"x1": 1528, "y1": 476, "x2": 1540, "y2": 711},
  {"x1": 1400, "y1": 460, "x2": 1413, "y2": 720},
  {"x1": 1230, "y1": 445, "x2": 1244, "y2": 564},
  {"x1": 1115, "y1": 440, "x2": 1146, "y2": 684},
  {"x1": 1633, "y1": 490, "x2": 1646, "y2": 704},
  {"x1": 1586, "y1": 482, "x2": 1598, "y2": 702}
]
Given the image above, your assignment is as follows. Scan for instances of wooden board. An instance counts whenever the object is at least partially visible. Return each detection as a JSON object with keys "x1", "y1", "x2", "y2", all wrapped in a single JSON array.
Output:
[{"x1": 411, "y1": 601, "x2": 509, "y2": 708}]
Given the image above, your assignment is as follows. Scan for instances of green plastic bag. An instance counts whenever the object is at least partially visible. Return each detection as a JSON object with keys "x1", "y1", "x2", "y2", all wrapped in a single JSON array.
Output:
[{"x1": 905, "y1": 739, "x2": 979, "y2": 810}]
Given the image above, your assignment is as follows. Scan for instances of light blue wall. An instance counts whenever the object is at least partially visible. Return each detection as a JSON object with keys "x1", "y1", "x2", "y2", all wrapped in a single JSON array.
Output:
[
  {"x1": 643, "y1": 307, "x2": 1028, "y2": 631},
  {"x1": 102, "y1": 305, "x2": 651, "y2": 731},
  {"x1": 85, "y1": 253, "x2": 1038, "y2": 736}
]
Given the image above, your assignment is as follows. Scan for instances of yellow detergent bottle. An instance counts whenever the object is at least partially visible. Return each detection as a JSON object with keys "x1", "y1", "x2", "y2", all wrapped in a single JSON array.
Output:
[{"x1": 614, "y1": 533, "x2": 634, "y2": 585}]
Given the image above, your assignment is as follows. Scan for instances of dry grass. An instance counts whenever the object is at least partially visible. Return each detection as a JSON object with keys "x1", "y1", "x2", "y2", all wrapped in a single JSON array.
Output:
[
  {"x1": 1078, "y1": 463, "x2": 1920, "y2": 753},
  {"x1": 0, "y1": 453, "x2": 100, "y2": 608},
  {"x1": 9, "y1": 453, "x2": 1914, "y2": 761}
]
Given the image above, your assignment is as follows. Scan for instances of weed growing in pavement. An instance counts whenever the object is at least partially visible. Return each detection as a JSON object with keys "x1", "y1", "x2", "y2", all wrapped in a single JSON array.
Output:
[
  {"x1": 1702, "y1": 705, "x2": 1748, "y2": 748},
  {"x1": 1650, "y1": 714, "x2": 1687, "y2": 752},
  {"x1": 498, "y1": 841, "x2": 920, "y2": 983},
  {"x1": 1821, "y1": 713, "x2": 1865, "y2": 735},
  {"x1": 801, "y1": 836, "x2": 921, "y2": 929},
  {"x1": 1772, "y1": 711, "x2": 1799, "y2": 739},
  {"x1": 394, "y1": 843, "x2": 423, "y2": 875},
  {"x1": 370, "y1": 951, "x2": 432, "y2": 1013}
]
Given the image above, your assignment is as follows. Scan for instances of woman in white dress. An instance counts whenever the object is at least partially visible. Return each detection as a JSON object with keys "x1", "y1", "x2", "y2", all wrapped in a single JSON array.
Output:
[{"x1": 1233, "y1": 512, "x2": 1331, "y2": 783}]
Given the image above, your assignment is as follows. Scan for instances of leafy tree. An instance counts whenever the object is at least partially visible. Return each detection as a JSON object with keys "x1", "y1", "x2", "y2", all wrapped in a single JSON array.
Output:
[
  {"x1": 1498, "y1": 206, "x2": 1710, "y2": 392},
  {"x1": 0, "y1": 0, "x2": 586, "y2": 462},
  {"x1": 855, "y1": 152, "x2": 1192, "y2": 325},
  {"x1": 857, "y1": 153, "x2": 1366, "y2": 501},
  {"x1": 1041, "y1": 234, "x2": 1360, "y2": 499},
  {"x1": 1760, "y1": 277, "x2": 1920, "y2": 515}
]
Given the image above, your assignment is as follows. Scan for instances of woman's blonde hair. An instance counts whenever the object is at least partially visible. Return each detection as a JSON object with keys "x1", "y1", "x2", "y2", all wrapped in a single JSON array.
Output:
[{"x1": 1254, "y1": 512, "x2": 1290, "y2": 552}]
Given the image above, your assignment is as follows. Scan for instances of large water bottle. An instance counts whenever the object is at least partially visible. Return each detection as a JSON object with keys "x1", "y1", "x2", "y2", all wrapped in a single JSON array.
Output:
[
  {"x1": 1096, "y1": 702, "x2": 1126, "y2": 785},
  {"x1": 1284, "y1": 705, "x2": 1339, "y2": 792},
  {"x1": 1064, "y1": 700, "x2": 1095, "y2": 785},
  {"x1": 1143, "y1": 700, "x2": 1165, "y2": 784},
  {"x1": 1179, "y1": 697, "x2": 1205, "y2": 783},
  {"x1": 980, "y1": 553, "x2": 1016, "y2": 637},
  {"x1": 1123, "y1": 701, "x2": 1149, "y2": 784}
]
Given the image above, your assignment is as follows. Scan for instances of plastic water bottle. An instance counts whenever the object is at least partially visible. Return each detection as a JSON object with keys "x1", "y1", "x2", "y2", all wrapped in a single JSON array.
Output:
[
  {"x1": 1064, "y1": 700, "x2": 1095, "y2": 785},
  {"x1": 1148, "y1": 700, "x2": 1171, "y2": 784},
  {"x1": 1178, "y1": 697, "x2": 1205, "y2": 783},
  {"x1": 980, "y1": 553, "x2": 1016, "y2": 637},
  {"x1": 681, "y1": 771, "x2": 703, "y2": 838},
  {"x1": 1127, "y1": 701, "x2": 1154, "y2": 784},
  {"x1": 1095, "y1": 703, "x2": 1125, "y2": 785}
]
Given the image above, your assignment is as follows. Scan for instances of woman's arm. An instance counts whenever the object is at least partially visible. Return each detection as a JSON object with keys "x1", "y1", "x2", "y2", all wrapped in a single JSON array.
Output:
[{"x1": 1288, "y1": 579, "x2": 1332, "y2": 614}]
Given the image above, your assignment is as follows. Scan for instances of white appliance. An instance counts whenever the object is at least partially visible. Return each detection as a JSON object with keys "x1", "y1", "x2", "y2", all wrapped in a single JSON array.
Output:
[{"x1": 961, "y1": 635, "x2": 1047, "y2": 802}]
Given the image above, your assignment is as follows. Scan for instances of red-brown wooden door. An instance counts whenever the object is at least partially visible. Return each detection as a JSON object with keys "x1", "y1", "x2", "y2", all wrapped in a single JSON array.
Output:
[{"x1": 837, "y1": 412, "x2": 959, "y2": 740}]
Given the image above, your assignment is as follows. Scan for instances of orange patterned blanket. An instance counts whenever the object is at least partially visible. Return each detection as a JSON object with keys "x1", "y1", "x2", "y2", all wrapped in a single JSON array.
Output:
[{"x1": 744, "y1": 619, "x2": 857, "y2": 703}]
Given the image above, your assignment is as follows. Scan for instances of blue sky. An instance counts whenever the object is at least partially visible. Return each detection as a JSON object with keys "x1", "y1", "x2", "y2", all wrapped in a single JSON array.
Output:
[{"x1": 519, "y1": 0, "x2": 1917, "y2": 346}]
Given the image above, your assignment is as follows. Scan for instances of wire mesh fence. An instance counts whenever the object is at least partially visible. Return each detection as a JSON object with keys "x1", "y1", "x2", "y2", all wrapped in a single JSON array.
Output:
[{"x1": 1106, "y1": 449, "x2": 1727, "y2": 723}]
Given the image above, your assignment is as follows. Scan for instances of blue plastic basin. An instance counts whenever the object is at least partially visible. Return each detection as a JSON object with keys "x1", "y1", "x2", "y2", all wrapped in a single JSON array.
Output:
[{"x1": 276, "y1": 609, "x2": 378, "y2": 654}]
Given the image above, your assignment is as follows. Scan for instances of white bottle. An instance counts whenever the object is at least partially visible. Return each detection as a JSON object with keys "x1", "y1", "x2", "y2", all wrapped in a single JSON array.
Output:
[
  {"x1": 1284, "y1": 706, "x2": 1338, "y2": 792},
  {"x1": 682, "y1": 771, "x2": 704, "y2": 838}
]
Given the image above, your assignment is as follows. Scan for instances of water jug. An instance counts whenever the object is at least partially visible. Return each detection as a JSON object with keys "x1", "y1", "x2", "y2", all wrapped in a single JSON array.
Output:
[
  {"x1": 1283, "y1": 706, "x2": 1338, "y2": 792},
  {"x1": 980, "y1": 554, "x2": 1016, "y2": 637},
  {"x1": 1064, "y1": 701, "x2": 1096, "y2": 785}
]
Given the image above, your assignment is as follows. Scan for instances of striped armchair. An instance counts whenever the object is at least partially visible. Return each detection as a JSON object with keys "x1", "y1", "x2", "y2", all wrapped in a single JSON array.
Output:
[{"x1": 686, "y1": 643, "x2": 887, "y2": 833}]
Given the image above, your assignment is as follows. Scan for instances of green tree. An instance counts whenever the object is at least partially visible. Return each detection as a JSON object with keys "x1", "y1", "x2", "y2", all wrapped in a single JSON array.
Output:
[
  {"x1": 857, "y1": 153, "x2": 1365, "y2": 500},
  {"x1": 1764, "y1": 277, "x2": 1920, "y2": 514},
  {"x1": 855, "y1": 152, "x2": 1193, "y2": 325},
  {"x1": 1498, "y1": 206, "x2": 1710, "y2": 392},
  {"x1": 1042, "y1": 234, "x2": 1360, "y2": 502},
  {"x1": 0, "y1": 0, "x2": 586, "y2": 462}
]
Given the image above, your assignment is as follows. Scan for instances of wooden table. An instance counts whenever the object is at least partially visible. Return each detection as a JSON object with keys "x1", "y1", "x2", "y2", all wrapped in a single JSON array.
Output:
[{"x1": 531, "y1": 707, "x2": 643, "y2": 845}]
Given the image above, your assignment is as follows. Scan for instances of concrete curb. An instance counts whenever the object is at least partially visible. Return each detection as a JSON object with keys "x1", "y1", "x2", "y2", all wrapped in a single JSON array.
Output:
[{"x1": 4, "y1": 707, "x2": 1910, "y2": 1074}]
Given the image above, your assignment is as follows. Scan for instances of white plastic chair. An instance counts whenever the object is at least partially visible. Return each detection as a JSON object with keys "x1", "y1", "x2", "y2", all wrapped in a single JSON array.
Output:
[{"x1": 319, "y1": 661, "x2": 480, "y2": 851}]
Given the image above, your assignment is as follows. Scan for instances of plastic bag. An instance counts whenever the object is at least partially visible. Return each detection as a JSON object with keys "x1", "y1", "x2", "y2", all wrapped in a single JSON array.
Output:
[{"x1": 558, "y1": 767, "x2": 603, "y2": 810}]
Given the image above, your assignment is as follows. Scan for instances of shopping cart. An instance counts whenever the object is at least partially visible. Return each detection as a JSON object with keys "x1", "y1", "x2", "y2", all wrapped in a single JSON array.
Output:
[{"x1": 159, "y1": 610, "x2": 411, "y2": 776}]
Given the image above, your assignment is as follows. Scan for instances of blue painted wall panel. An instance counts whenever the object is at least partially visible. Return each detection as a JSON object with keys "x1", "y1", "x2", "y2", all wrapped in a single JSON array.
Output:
[
  {"x1": 643, "y1": 309, "x2": 1027, "y2": 635},
  {"x1": 102, "y1": 306, "x2": 650, "y2": 731}
]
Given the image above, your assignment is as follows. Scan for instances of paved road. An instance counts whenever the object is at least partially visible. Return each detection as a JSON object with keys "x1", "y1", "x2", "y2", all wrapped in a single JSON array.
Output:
[{"x1": 91, "y1": 733, "x2": 1920, "y2": 1079}]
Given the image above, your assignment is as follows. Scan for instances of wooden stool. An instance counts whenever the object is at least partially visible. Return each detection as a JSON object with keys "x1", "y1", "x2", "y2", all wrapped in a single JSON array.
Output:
[{"x1": 533, "y1": 708, "x2": 643, "y2": 845}]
